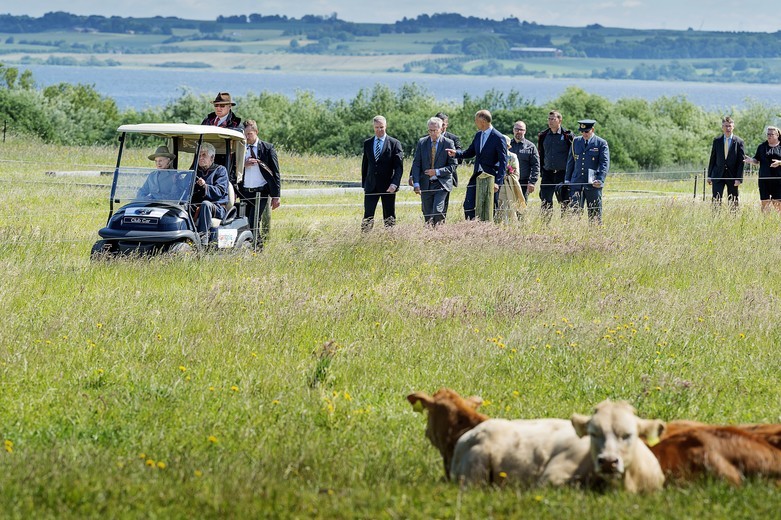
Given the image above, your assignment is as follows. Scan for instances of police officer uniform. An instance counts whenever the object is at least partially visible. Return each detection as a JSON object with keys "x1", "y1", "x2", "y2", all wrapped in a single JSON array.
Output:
[{"x1": 565, "y1": 119, "x2": 610, "y2": 222}]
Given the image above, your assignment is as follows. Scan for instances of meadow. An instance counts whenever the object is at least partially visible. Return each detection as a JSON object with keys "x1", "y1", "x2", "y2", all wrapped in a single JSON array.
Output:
[{"x1": 1, "y1": 136, "x2": 780, "y2": 518}]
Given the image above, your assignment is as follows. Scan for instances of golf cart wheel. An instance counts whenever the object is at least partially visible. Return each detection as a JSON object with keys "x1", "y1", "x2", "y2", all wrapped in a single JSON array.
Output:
[
  {"x1": 167, "y1": 241, "x2": 195, "y2": 255},
  {"x1": 90, "y1": 240, "x2": 115, "y2": 259}
]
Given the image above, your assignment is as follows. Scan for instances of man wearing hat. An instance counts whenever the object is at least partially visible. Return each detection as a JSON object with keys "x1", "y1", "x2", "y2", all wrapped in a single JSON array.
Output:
[
  {"x1": 202, "y1": 92, "x2": 243, "y2": 184},
  {"x1": 565, "y1": 119, "x2": 610, "y2": 223},
  {"x1": 137, "y1": 145, "x2": 187, "y2": 201},
  {"x1": 202, "y1": 92, "x2": 242, "y2": 129}
]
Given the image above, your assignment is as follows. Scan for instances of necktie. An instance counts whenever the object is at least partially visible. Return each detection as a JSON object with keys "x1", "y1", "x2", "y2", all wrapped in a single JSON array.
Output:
[
  {"x1": 374, "y1": 139, "x2": 382, "y2": 161},
  {"x1": 724, "y1": 137, "x2": 729, "y2": 158},
  {"x1": 430, "y1": 140, "x2": 437, "y2": 168},
  {"x1": 249, "y1": 144, "x2": 258, "y2": 159},
  {"x1": 480, "y1": 131, "x2": 488, "y2": 153}
]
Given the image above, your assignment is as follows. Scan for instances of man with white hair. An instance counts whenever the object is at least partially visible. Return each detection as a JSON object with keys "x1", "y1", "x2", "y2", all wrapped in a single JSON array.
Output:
[{"x1": 192, "y1": 142, "x2": 229, "y2": 245}]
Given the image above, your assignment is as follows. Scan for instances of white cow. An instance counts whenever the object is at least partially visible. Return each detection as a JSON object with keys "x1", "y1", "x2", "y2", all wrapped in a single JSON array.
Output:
[
  {"x1": 450, "y1": 400, "x2": 665, "y2": 493},
  {"x1": 571, "y1": 399, "x2": 666, "y2": 493}
]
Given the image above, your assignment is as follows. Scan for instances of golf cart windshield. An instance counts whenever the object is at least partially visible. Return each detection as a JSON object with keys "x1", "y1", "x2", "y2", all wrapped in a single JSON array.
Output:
[{"x1": 112, "y1": 167, "x2": 195, "y2": 205}]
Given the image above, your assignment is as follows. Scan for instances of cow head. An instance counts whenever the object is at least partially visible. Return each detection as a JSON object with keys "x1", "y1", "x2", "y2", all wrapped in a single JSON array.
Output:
[
  {"x1": 571, "y1": 400, "x2": 665, "y2": 480},
  {"x1": 407, "y1": 388, "x2": 488, "y2": 478}
]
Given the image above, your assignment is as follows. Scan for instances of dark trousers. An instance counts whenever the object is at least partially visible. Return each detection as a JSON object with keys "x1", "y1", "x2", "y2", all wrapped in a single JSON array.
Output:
[
  {"x1": 421, "y1": 188, "x2": 448, "y2": 225},
  {"x1": 570, "y1": 186, "x2": 602, "y2": 223},
  {"x1": 711, "y1": 179, "x2": 739, "y2": 207},
  {"x1": 463, "y1": 173, "x2": 499, "y2": 220},
  {"x1": 239, "y1": 185, "x2": 271, "y2": 233},
  {"x1": 539, "y1": 169, "x2": 569, "y2": 220},
  {"x1": 363, "y1": 192, "x2": 396, "y2": 230}
]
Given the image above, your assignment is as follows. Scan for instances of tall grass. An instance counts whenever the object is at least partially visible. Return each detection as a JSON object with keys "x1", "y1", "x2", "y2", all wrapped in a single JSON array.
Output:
[{"x1": 0, "y1": 140, "x2": 779, "y2": 518}]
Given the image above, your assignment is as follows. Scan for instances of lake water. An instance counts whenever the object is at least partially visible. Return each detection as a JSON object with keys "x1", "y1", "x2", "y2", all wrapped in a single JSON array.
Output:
[{"x1": 19, "y1": 64, "x2": 781, "y2": 111}]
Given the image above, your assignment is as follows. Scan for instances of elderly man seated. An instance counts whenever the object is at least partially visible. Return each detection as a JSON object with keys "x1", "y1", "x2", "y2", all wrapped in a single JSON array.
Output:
[{"x1": 191, "y1": 142, "x2": 229, "y2": 246}]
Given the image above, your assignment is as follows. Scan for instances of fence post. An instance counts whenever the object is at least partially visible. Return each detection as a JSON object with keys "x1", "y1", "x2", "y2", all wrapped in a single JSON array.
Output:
[
  {"x1": 702, "y1": 167, "x2": 706, "y2": 201},
  {"x1": 260, "y1": 196, "x2": 271, "y2": 245},
  {"x1": 693, "y1": 173, "x2": 698, "y2": 199},
  {"x1": 475, "y1": 173, "x2": 494, "y2": 222},
  {"x1": 2, "y1": 120, "x2": 6, "y2": 143}
]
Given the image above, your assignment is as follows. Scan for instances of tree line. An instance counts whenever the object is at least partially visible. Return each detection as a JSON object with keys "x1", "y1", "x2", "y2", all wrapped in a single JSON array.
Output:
[{"x1": 1, "y1": 65, "x2": 778, "y2": 171}]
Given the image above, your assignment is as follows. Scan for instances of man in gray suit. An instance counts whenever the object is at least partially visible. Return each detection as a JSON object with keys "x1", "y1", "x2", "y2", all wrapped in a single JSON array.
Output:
[{"x1": 411, "y1": 117, "x2": 458, "y2": 226}]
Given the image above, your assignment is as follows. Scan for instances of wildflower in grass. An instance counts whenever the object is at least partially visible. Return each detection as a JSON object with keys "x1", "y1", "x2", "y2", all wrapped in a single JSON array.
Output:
[
  {"x1": 343, "y1": 391, "x2": 352, "y2": 401},
  {"x1": 739, "y1": 333, "x2": 746, "y2": 339},
  {"x1": 208, "y1": 435, "x2": 218, "y2": 444},
  {"x1": 209, "y1": 386, "x2": 215, "y2": 391},
  {"x1": 512, "y1": 390, "x2": 520, "y2": 397},
  {"x1": 146, "y1": 459, "x2": 155, "y2": 467},
  {"x1": 272, "y1": 400, "x2": 280, "y2": 405},
  {"x1": 4, "y1": 440, "x2": 13, "y2": 453},
  {"x1": 534, "y1": 495, "x2": 543, "y2": 502},
  {"x1": 231, "y1": 385, "x2": 239, "y2": 392},
  {"x1": 179, "y1": 366, "x2": 187, "y2": 372},
  {"x1": 251, "y1": 352, "x2": 258, "y2": 358},
  {"x1": 157, "y1": 461, "x2": 166, "y2": 469},
  {"x1": 156, "y1": 334, "x2": 162, "y2": 340},
  {"x1": 498, "y1": 471, "x2": 507, "y2": 479},
  {"x1": 194, "y1": 470, "x2": 203, "y2": 477},
  {"x1": 139, "y1": 453, "x2": 146, "y2": 459},
  {"x1": 96, "y1": 323, "x2": 103, "y2": 329}
]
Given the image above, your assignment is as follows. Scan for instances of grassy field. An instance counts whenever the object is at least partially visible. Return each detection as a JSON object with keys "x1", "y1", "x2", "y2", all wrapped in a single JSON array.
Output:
[{"x1": 1, "y1": 136, "x2": 779, "y2": 518}]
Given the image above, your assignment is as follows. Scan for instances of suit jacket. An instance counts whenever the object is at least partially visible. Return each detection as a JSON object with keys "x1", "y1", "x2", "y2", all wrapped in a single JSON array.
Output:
[
  {"x1": 410, "y1": 136, "x2": 457, "y2": 192},
  {"x1": 444, "y1": 130, "x2": 463, "y2": 186},
  {"x1": 565, "y1": 135, "x2": 610, "y2": 187},
  {"x1": 708, "y1": 134, "x2": 745, "y2": 181},
  {"x1": 457, "y1": 127, "x2": 507, "y2": 186},
  {"x1": 537, "y1": 127, "x2": 574, "y2": 172},
  {"x1": 362, "y1": 135, "x2": 404, "y2": 194},
  {"x1": 242, "y1": 139, "x2": 281, "y2": 198}
]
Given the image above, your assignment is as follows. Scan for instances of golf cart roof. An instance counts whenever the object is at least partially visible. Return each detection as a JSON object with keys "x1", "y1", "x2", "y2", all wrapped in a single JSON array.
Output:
[{"x1": 116, "y1": 123, "x2": 245, "y2": 142}]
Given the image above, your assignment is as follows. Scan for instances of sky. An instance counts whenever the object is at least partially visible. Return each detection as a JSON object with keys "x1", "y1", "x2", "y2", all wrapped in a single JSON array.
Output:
[{"x1": 3, "y1": 0, "x2": 779, "y2": 33}]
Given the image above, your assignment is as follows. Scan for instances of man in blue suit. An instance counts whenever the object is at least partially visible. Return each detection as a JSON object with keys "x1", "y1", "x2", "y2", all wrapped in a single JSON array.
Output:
[
  {"x1": 447, "y1": 109, "x2": 506, "y2": 220},
  {"x1": 361, "y1": 115, "x2": 404, "y2": 231},
  {"x1": 565, "y1": 119, "x2": 610, "y2": 224},
  {"x1": 411, "y1": 116, "x2": 458, "y2": 226}
]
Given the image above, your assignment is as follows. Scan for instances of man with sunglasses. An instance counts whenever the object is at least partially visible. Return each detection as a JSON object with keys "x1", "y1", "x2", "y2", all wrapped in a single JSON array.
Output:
[
  {"x1": 202, "y1": 92, "x2": 243, "y2": 184},
  {"x1": 565, "y1": 119, "x2": 610, "y2": 224}
]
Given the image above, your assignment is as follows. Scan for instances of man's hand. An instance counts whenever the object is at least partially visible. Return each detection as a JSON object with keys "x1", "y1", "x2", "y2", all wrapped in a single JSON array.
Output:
[
  {"x1": 407, "y1": 176, "x2": 414, "y2": 186},
  {"x1": 196, "y1": 177, "x2": 207, "y2": 188},
  {"x1": 527, "y1": 184, "x2": 535, "y2": 194},
  {"x1": 707, "y1": 178, "x2": 712, "y2": 185},
  {"x1": 414, "y1": 186, "x2": 421, "y2": 195},
  {"x1": 271, "y1": 197, "x2": 280, "y2": 210},
  {"x1": 494, "y1": 184, "x2": 500, "y2": 193},
  {"x1": 592, "y1": 180, "x2": 603, "y2": 188},
  {"x1": 425, "y1": 169, "x2": 437, "y2": 179},
  {"x1": 387, "y1": 185, "x2": 397, "y2": 193},
  {"x1": 734, "y1": 180, "x2": 741, "y2": 187},
  {"x1": 446, "y1": 148, "x2": 456, "y2": 157}
]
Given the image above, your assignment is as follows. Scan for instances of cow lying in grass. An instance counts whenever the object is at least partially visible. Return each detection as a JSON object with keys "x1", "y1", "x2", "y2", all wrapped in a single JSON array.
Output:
[
  {"x1": 649, "y1": 420, "x2": 781, "y2": 486},
  {"x1": 407, "y1": 389, "x2": 488, "y2": 479},
  {"x1": 409, "y1": 391, "x2": 665, "y2": 493}
]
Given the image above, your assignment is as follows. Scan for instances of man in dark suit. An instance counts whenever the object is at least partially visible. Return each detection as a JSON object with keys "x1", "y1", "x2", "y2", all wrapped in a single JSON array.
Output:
[
  {"x1": 361, "y1": 115, "x2": 404, "y2": 231},
  {"x1": 537, "y1": 110, "x2": 574, "y2": 221},
  {"x1": 447, "y1": 109, "x2": 506, "y2": 220},
  {"x1": 708, "y1": 116, "x2": 745, "y2": 208},
  {"x1": 410, "y1": 116, "x2": 458, "y2": 226},
  {"x1": 201, "y1": 92, "x2": 243, "y2": 184},
  {"x1": 239, "y1": 119, "x2": 281, "y2": 242}
]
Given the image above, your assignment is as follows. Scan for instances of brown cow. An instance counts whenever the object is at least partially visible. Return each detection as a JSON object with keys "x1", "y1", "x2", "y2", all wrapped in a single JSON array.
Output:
[
  {"x1": 407, "y1": 388, "x2": 488, "y2": 478},
  {"x1": 651, "y1": 422, "x2": 781, "y2": 486}
]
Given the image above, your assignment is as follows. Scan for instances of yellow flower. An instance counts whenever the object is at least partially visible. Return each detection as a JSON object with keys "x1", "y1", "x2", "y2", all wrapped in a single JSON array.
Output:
[
  {"x1": 179, "y1": 365, "x2": 187, "y2": 372},
  {"x1": 208, "y1": 435, "x2": 218, "y2": 444},
  {"x1": 157, "y1": 461, "x2": 166, "y2": 469},
  {"x1": 194, "y1": 470, "x2": 203, "y2": 477},
  {"x1": 272, "y1": 400, "x2": 280, "y2": 405},
  {"x1": 512, "y1": 390, "x2": 520, "y2": 397},
  {"x1": 498, "y1": 471, "x2": 507, "y2": 479},
  {"x1": 138, "y1": 452, "x2": 146, "y2": 459},
  {"x1": 343, "y1": 391, "x2": 352, "y2": 401},
  {"x1": 145, "y1": 459, "x2": 155, "y2": 467},
  {"x1": 231, "y1": 385, "x2": 239, "y2": 392},
  {"x1": 96, "y1": 323, "x2": 103, "y2": 329}
]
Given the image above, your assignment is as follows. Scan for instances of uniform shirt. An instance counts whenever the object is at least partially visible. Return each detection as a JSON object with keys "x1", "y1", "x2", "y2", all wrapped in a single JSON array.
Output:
[
  {"x1": 509, "y1": 138, "x2": 540, "y2": 184},
  {"x1": 542, "y1": 130, "x2": 570, "y2": 171}
]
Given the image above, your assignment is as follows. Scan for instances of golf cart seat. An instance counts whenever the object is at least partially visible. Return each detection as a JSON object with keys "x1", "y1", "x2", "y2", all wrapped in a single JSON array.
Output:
[{"x1": 211, "y1": 182, "x2": 237, "y2": 227}]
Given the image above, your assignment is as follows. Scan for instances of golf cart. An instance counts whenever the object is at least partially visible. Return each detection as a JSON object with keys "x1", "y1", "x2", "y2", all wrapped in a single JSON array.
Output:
[{"x1": 92, "y1": 123, "x2": 254, "y2": 257}]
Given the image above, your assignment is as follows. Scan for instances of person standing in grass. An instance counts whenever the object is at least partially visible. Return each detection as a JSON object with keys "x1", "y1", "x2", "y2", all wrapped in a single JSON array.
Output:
[
  {"x1": 241, "y1": 120, "x2": 281, "y2": 238},
  {"x1": 361, "y1": 115, "x2": 404, "y2": 231},
  {"x1": 565, "y1": 119, "x2": 609, "y2": 224},
  {"x1": 744, "y1": 125, "x2": 781, "y2": 213},
  {"x1": 510, "y1": 120, "x2": 540, "y2": 202},
  {"x1": 410, "y1": 117, "x2": 457, "y2": 226},
  {"x1": 537, "y1": 110, "x2": 573, "y2": 222},
  {"x1": 447, "y1": 109, "x2": 506, "y2": 220},
  {"x1": 707, "y1": 116, "x2": 745, "y2": 209}
]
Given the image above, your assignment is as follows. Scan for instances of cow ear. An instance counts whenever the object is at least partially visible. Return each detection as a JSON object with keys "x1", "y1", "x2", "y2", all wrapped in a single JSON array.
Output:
[
  {"x1": 466, "y1": 396, "x2": 484, "y2": 410},
  {"x1": 637, "y1": 418, "x2": 666, "y2": 445},
  {"x1": 571, "y1": 413, "x2": 591, "y2": 437},
  {"x1": 407, "y1": 392, "x2": 433, "y2": 413}
]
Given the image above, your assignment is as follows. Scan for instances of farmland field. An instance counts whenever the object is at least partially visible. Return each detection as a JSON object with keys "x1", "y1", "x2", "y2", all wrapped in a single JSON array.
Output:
[{"x1": 0, "y1": 137, "x2": 779, "y2": 518}]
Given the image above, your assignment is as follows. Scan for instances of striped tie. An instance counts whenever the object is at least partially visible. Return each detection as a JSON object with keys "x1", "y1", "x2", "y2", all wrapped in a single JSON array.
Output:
[{"x1": 374, "y1": 139, "x2": 382, "y2": 161}]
